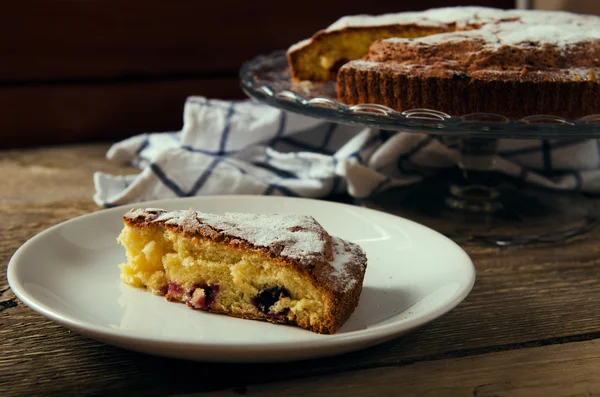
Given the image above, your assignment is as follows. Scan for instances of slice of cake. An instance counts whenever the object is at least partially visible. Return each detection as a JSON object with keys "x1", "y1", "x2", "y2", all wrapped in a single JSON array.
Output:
[{"x1": 117, "y1": 208, "x2": 368, "y2": 334}]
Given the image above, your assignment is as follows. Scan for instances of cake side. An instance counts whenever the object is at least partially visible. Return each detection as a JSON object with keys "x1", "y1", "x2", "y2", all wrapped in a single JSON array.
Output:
[
  {"x1": 338, "y1": 63, "x2": 599, "y2": 119},
  {"x1": 118, "y1": 208, "x2": 368, "y2": 334}
]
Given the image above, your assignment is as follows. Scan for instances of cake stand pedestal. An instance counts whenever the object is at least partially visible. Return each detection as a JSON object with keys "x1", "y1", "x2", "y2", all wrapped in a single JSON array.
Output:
[{"x1": 240, "y1": 51, "x2": 600, "y2": 246}]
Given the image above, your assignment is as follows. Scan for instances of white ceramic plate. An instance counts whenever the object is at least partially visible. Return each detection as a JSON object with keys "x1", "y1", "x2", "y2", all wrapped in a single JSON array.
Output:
[{"x1": 7, "y1": 195, "x2": 475, "y2": 363}]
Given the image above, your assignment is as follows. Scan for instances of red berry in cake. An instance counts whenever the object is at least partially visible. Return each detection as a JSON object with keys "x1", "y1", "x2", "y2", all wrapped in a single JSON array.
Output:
[
  {"x1": 187, "y1": 284, "x2": 220, "y2": 310},
  {"x1": 157, "y1": 285, "x2": 168, "y2": 296},
  {"x1": 165, "y1": 282, "x2": 184, "y2": 301}
]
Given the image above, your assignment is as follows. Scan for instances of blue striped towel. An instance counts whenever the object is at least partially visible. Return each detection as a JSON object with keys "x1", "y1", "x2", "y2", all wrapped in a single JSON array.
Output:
[{"x1": 93, "y1": 96, "x2": 600, "y2": 207}]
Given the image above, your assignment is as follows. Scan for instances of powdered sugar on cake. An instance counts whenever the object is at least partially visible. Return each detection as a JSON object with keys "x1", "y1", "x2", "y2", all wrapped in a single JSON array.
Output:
[
  {"x1": 288, "y1": 6, "x2": 600, "y2": 54},
  {"x1": 124, "y1": 208, "x2": 366, "y2": 290},
  {"x1": 287, "y1": 38, "x2": 311, "y2": 54},
  {"x1": 329, "y1": 237, "x2": 363, "y2": 291},
  {"x1": 324, "y1": 11, "x2": 440, "y2": 32},
  {"x1": 324, "y1": 7, "x2": 516, "y2": 33},
  {"x1": 382, "y1": 22, "x2": 600, "y2": 49},
  {"x1": 383, "y1": 29, "x2": 498, "y2": 46},
  {"x1": 498, "y1": 25, "x2": 600, "y2": 47},
  {"x1": 421, "y1": 6, "x2": 514, "y2": 27}
]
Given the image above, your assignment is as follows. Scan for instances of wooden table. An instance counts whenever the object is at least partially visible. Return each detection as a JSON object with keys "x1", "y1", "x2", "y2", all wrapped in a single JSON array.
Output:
[{"x1": 2, "y1": 144, "x2": 600, "y2": 396}]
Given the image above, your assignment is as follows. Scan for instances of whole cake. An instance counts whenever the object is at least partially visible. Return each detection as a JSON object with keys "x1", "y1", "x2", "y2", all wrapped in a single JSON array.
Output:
[
  {"x1": 117, "y1": 208, "x2": 368, "y2": 334},
  {"x1": 287, "y1": 7, "x2": 600, "y2": 119}
]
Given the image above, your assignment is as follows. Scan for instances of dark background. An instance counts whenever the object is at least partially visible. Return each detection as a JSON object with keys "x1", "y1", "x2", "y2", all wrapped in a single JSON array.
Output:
[{"x1": 2, "y1": 1, "x2": 514, "y2": 148}]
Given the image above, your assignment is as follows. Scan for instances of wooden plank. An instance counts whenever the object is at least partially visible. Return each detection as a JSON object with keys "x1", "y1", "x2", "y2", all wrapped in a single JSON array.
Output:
[
  {"x1": 200, "y1": 338, "x2": 600, "y2": 397},
  {"x1": 0, "y1": 144, "x2": 133, "y2": 204},
  {"x1": 0, "y1": 0, "x2": 514, "y2": 82},
  {"x1": 1, "y1": 144, "x2": 600, "y2": 396},
  {"x1": 0, "y1": 78, "x2": 244, "y2": 148}
]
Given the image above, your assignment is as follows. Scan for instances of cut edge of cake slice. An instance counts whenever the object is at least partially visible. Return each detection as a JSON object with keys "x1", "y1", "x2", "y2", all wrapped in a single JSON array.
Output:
[{"x1": 117, "y1": 208, "x2": 368, "y2": 334}]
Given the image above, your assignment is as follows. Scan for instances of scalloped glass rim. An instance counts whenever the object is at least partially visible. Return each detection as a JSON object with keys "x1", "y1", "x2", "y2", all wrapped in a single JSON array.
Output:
[{"x1": 239, "y1": 51, "x2": 600, "y2": 139}]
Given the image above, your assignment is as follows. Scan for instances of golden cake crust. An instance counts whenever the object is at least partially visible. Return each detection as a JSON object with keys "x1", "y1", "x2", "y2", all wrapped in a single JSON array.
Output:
[{"x1": 122, "y1": 208, "x2": 367, "y2": 334}]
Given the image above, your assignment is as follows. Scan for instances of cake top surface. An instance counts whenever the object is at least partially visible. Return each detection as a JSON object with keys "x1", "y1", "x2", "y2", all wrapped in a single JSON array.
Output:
[
  {"x1": 124, "y1": 208, "x2": 367, "y2": 292},
  {"x1": 324, "y1": 7, "x2": 513, "y2": 31},
  {"x1": 382, "y1": 21, "x2": 600, "y2": 48},
  {"x1": 351, "y1": 15, "x2": 600, "y2": 80},
  {"x1": 324, "y1": 6, "x2": 600, "y2": 32},
  {"x1": 497, "y1": 24, "x2": 600, "y2": 47},
  {"x1": 288, "y1": 6, "x2": 600, "y2": 54}
]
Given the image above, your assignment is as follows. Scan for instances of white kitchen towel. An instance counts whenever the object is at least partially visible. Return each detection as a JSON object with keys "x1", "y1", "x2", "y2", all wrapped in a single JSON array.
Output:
[{"x1": 93, "y1": 96, "x2": 600, "y2": 207}]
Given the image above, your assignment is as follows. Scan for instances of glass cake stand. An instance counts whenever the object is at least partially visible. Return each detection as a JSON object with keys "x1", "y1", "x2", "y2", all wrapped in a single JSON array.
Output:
[{"x1": 239, "y1": 51, "x2": 600, "y2": 246}]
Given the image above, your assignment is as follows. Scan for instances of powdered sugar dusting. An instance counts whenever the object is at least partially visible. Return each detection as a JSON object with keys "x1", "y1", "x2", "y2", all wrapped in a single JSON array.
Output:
[
  {"x1": 323, "y1": 6, "x2": 518, "y2": 32},
  {"x1": 329, "y1": 237, "x2": 363, "y2": 291},
  {"x1": 517, "y1": 9, "x2": 600, "y2": 26},
  {"x1": 287, "y1": 38, "x2": 311, "y2": 54},
  {"x1": 382, "y1": 21, "x2": 600, "y2": 49},
  {"x1": 498, "y1": 24, "x2": 600, "y2": 47},
  {"x1": 346, "y1": 60, "x2": 383, "y2": 69},
  {"x1": 321, "y1": 6, "x2": 600, "y2": 35},
  {"x1": 421, "y1": 6, "x2": 513, "y2": 27},
  {"x1": 384, "y1": 29, "x2": 497, "y2": 46},
  {"x1": 188, "y1": 211, "x2": 327, "y2": 260},
  {"x1": 291, "y1": 6, "x2": 600, "y2": 55},
  {"x1": 325, "y1": 11, "x2": 440, "y2": 32}
]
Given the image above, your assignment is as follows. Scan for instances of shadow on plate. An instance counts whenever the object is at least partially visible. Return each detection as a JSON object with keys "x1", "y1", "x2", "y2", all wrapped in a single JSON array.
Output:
[{"x1": 339, "y1": 285, "x2": 419, "y2": 333}]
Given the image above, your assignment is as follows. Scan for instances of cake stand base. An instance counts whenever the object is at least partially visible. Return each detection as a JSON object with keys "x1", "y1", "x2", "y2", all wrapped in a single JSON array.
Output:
[{"x1": 363, "y1": 168, "x2": 600, "y2": 246}]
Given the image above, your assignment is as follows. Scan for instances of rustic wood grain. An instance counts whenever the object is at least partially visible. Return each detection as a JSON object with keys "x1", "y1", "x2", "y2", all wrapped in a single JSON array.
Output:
[
  {"x1": 2, "y1": 144, "x2": 600, "y2": 396},
  {"x1": 0, "y1": 78, "x2": 243, "y2": 148},
  {"x1": 201, "y1": 338, "x2": 600, "y2": 397}
]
